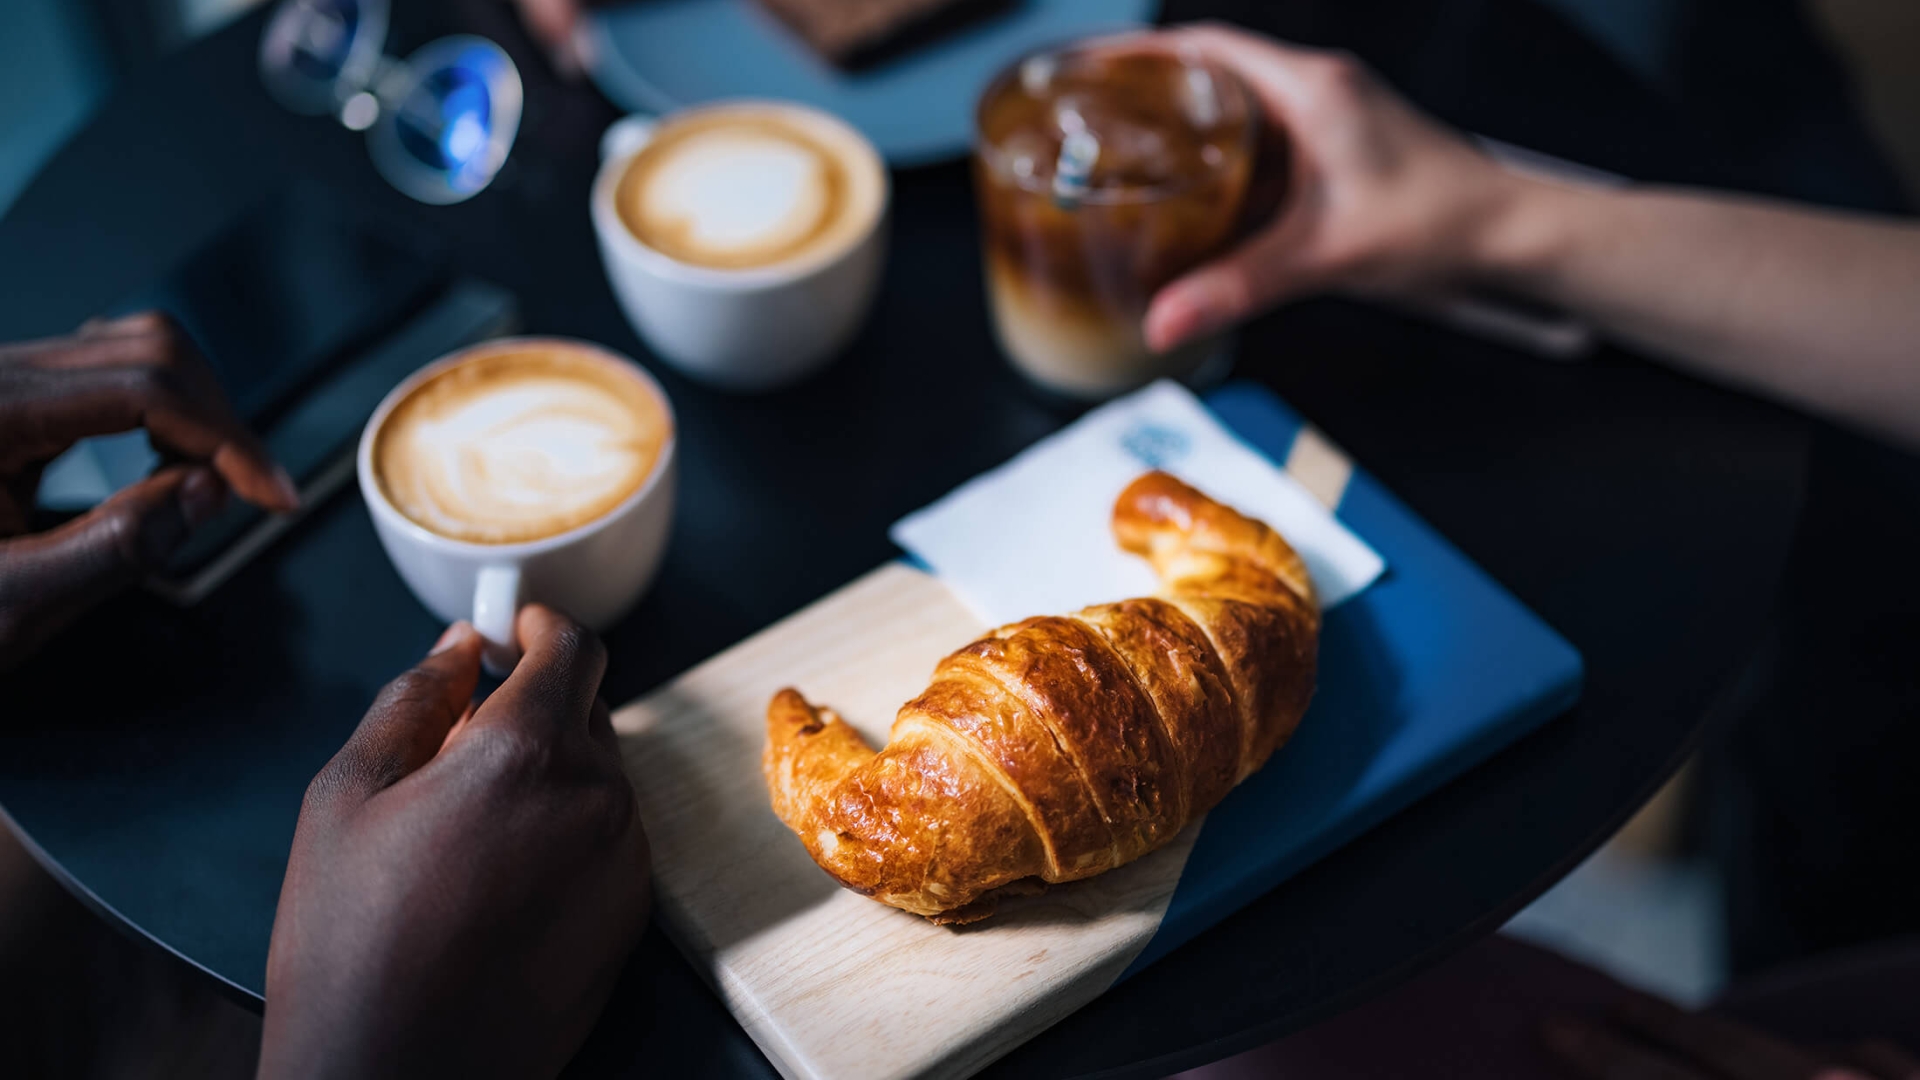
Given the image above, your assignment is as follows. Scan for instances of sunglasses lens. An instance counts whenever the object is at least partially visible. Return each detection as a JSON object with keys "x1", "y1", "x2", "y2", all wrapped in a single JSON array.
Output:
[
  {"x1": 259, "y1": 0, "x2": 388, "y2": 114},
  {"x1": 369, "y1": 38, "x2": 523, "y2": 205}
]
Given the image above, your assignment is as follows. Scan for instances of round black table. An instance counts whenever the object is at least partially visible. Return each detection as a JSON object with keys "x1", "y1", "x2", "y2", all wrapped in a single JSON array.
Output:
[{"x1": 0, "y1": 0, "x2": 1841, "y2": 1076}]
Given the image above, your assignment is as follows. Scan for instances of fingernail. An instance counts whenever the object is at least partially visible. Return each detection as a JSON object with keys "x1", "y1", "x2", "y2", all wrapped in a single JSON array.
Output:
[
  {"x1": 178, "y1": 468, "x2": 228, "y2": 528},
  {"x1": 1180, "y1": 296, "x2": 1229, "y2": 347},
  {"x1": 430, "y1": 621, "x2": 476, "y2": 656},
  {"x1": 271, "y1": 466, "x2": 301, "y2": 512},
  {"x1": 1150, "y1": 280, "x2": 1228, "y2": 353},
  {"x1": 1142, "y1": 288, "x2": 1180, "y2": 351}
]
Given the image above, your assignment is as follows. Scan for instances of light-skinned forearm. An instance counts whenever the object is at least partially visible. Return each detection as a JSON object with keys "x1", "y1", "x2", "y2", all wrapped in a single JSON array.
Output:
[{"x1": 1480, "y1": 176, "x2": 1920, "y2": 448}]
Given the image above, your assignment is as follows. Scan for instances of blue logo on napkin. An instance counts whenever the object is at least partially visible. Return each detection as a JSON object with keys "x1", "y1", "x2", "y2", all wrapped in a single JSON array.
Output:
[{"x1": 1121, "y1": 423, "x2": 1190, "y2": 469}]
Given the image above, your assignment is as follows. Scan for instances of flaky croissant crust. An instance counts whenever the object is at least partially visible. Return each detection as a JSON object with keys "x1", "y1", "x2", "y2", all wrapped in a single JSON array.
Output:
[{"x1": 765, "y1": 471, "x2": 1320, "y2": 922}]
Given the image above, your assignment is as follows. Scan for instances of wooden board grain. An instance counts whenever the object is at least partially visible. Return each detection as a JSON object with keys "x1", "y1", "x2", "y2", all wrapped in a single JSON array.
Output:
[{"x1": 612, "y1": 562, "x2": 1201, "y2": 1080}]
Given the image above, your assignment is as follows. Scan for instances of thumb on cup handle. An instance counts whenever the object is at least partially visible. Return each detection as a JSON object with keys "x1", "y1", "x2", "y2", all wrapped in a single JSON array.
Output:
[{"x1": 473, "y1": 564, "x2": 523, "y2": 676}]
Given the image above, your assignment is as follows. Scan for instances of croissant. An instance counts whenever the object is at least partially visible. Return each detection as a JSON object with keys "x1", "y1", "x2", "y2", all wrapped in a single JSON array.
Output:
[{"x1": 764, "y1": 471, "x2": 1319, "y2": 923}]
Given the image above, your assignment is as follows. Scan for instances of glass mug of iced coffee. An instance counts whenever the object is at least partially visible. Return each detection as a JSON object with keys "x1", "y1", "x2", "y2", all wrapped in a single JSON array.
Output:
[{"x1": 974, "y1": 42, "x2": 1259, "y2": 400}]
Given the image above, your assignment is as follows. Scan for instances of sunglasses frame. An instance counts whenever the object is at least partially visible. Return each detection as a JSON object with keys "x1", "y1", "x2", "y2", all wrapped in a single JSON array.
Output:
[
  {"x1": 258, "y1": 0, "x2": 522, "y2": 205},
  {"x1": 259, "y1": 0, "x2": 391, "y2": 116}
]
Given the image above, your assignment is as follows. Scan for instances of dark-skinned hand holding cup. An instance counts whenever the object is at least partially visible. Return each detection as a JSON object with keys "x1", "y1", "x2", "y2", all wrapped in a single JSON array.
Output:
[{"x1": 259, "y1": 606, "x2": 650, "y2": 1079}]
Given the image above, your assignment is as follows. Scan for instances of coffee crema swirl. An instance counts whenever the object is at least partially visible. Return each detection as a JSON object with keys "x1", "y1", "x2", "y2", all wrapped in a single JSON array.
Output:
[{"x1": 375, "y1": 345, "x2": 670, "y2": 545}]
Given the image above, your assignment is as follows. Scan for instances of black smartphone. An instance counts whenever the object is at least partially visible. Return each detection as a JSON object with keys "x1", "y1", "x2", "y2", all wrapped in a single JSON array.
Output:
[{"x1": 36, "y1": 181, "x2": 519, "y2": 602}]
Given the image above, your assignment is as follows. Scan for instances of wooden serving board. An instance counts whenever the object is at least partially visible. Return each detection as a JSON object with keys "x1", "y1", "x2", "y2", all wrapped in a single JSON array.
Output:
[
  {"x1": 608, "y1": 383, "x2": 1584, "y2": 1079},
  {"x1": 611, "y1": 561, "x2": 1204, "y2": 1080}
]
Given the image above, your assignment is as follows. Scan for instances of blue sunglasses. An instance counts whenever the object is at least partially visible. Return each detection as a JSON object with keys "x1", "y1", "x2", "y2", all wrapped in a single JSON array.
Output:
[{"x1": 259, "y1": 0, "x2": 522, "y2": 204}]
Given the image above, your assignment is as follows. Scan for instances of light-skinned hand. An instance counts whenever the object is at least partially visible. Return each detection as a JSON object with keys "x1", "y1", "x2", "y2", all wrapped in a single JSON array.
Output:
[{"x1": 1143, "y1": 23, "x2": 1522, "y2": 353}]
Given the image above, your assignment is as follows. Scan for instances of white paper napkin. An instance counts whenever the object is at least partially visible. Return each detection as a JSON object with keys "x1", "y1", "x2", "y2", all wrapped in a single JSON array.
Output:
[{"x1": 890, "y1": 381, "x2": 1385, "y2": 626}]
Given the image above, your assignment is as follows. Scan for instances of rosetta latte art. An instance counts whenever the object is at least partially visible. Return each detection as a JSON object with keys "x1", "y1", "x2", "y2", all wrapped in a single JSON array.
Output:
[{"x1": 375, "y1": 345, "x2": 669, "y2": 545}]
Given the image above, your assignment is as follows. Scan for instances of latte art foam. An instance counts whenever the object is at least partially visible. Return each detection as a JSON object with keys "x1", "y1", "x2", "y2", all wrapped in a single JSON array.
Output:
[
  {"x1": 640, "y1": 130, "x2": 829, "y2": 261},
  {"x1": 395, "y1": 381, "x2": 641, "y2": 537},
  {"x1": 375, "y1": 346, "x2": 670, "y2": 544},
  {"x1": 615, "y1": 108, "x2": 883, "y2": 271}
]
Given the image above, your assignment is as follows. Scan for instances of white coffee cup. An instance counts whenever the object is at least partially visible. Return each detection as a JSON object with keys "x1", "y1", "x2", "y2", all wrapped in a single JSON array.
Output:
[
  {"x1": 590, "y1": 101, "x2": 889, "y2": 391},
  {"x1": 358, "y1": 338, "x2": 677, "y2": 672}
]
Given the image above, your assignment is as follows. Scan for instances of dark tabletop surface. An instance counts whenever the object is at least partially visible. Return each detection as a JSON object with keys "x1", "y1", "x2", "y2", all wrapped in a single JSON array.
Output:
[{"x1": 0, "y1": 0, "x2": 1893, "y2": 1075}]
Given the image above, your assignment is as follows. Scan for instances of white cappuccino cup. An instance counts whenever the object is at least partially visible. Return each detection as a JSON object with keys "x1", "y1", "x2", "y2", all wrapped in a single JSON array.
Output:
[
  {"x1": 358, "y1": 337, "x2": 677, "y2": 672},
  {"x1": 591, "y1": 101, "x2": 889, "y2": 391}
]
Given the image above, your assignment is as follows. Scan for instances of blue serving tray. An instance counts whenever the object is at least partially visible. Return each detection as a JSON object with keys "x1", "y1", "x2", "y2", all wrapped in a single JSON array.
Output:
[{"x1": 1123, "y1": 382, "x2": 1586, "y2": 976}]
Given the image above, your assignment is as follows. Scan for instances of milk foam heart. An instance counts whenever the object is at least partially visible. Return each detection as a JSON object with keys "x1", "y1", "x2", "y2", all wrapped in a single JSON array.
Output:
[
  {"x1": 614, "y1": 108, "x2": 883, "y2": 271},
  {"x1": 374, "y1": 345, "x2": 671, "y2": 544}
]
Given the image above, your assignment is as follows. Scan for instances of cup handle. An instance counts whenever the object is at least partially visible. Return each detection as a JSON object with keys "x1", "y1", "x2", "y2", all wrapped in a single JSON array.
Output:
[
  {"x1": 600, "y1": 115, "x2": 657, "y2": 163},
  {"x1": 473, "y1": 564, "x2": 523, "y2": 676}
]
